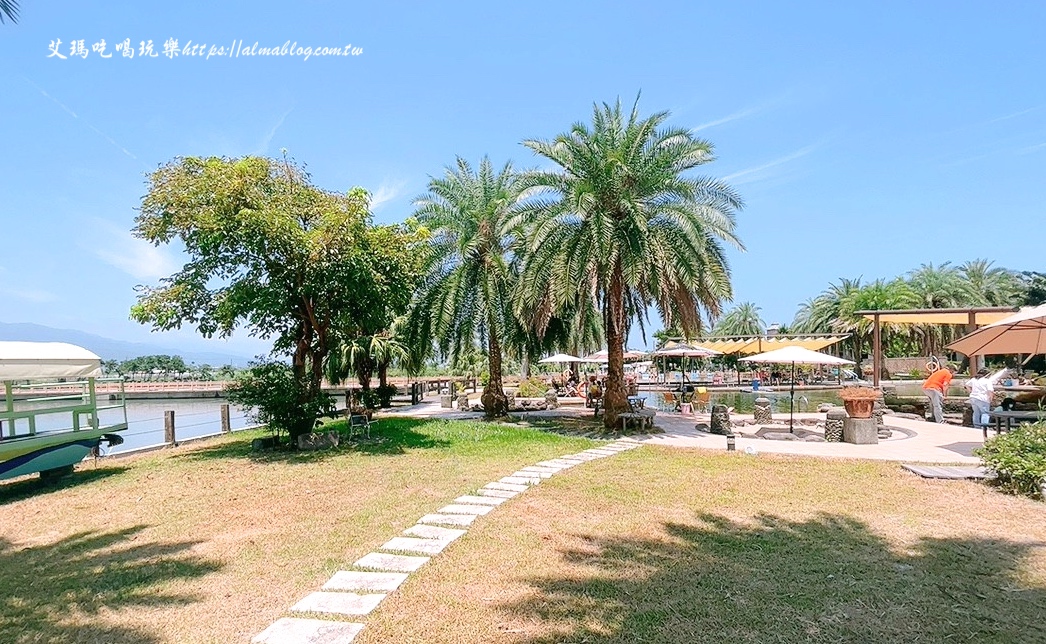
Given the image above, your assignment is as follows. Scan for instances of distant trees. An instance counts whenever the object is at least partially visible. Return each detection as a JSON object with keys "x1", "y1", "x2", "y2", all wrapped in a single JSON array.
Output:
[
  {"x1": 791, "y1": 260, "x2": 1034, "y2": 364},
  {"x1": 711, "y1": 302, "x2": 765, "y2": 336}
]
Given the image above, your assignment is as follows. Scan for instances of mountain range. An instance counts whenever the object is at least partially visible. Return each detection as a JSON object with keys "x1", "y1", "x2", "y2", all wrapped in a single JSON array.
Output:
[{"x1": 0, "y1": 322, "x2": 254, "y2": 367}]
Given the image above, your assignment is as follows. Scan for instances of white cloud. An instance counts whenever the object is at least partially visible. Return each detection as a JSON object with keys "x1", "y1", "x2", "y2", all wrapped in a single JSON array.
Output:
[
  {"x1": 255, "y1": 108, "x2": 294, "y2": 154},
  {"x1": 89, "y1": 219, "x2": 182, "y2": 281},
  {"x1": 721, "y1": 144, "x2": 818, "y2": 185},
  {"x1": 0, "y1": 285, "x2": 57, "y2": 303},
  {"x1": 693, "y1": 107, "x2": 760, "y2": 132},
  {"x1": 370, "y1": 180, "x2": 408, "y2": 211}
]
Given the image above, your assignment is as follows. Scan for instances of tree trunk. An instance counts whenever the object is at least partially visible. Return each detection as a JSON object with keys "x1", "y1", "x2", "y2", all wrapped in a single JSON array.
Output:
[
  {"x1": 603, "y1": 263, "x2": 628, "y2": 431},
  {"x1": 377, "y1": 361, "x2": 390, "y2": 389},
  {"x1": 482, "y1": 322, "x2": 508, "y2": 418},
  {"x1": 521, "y1": 355, "x2": 530, "y2": 379}
]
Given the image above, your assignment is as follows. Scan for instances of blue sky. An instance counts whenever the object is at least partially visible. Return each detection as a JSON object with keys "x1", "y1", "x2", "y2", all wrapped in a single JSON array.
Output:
[{"x1": 2, "y1": 1, "x2": 1044, "y2": 360}]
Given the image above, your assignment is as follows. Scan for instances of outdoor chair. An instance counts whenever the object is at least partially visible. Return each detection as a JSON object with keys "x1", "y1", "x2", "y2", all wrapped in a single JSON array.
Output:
[
  {"x1": 660, "y1": 391, "x2": 680, "y2": 412},
  {"x1": 346, "y1": 411, "x2": 373, "y2": 439},
  {"x1": 693, "y1": 388, "x2": 711, "y2": 412}
]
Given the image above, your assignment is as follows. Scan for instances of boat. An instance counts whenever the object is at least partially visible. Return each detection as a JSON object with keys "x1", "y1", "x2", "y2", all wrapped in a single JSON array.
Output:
[{"x1": 0, "y1": 341, "x2": 127, "y2": 482}]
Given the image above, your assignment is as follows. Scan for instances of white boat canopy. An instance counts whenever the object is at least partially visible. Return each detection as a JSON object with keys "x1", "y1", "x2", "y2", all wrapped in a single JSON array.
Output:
[{"x1": 0, "y1": 341, "x2": 103, "y2": 380}]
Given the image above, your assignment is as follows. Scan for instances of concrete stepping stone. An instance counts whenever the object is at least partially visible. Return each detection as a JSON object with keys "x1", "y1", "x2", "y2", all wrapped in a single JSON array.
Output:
[
  {"x1": 537, "y1": 459, "x2": 579, "y2": 468},
  {"x1": 511, "y1": 471, "x2": 552, "y2": 480},
  {"x1": 477, "y1": 488, "x2": 518, "y2": 499},
  {"x1": 291, "y1": 591, "x2": 386, "y2": 616},
  {"x1": 585, "y1": 449, "x2": 619, "y2": 456},
  {"x1": 323, "y1": 571, "x2": 409, "y2": 592},
  {"x1": 500, "y1": 476, "x2": 541, "y2": 485},
  {"x1": 484, "y1": 482, "x2": 529, "y2": 492},
  {"x1": 404, "y1": 524, "x2": 466, "y2": 541},
  {"x1": 252, "y1": 617, "x2": 364, "y2": 643},
  {"x1": 380, "y1": 536, "x2": 450, "y2": 555},
  {"x1": 438, "y1": 503, "x2": 493, "y2": 515},
  {"x1": 520, "y1": 465, "x2": 561, "y2": 474},
  {"x1": 354, "y1": 552, "x2": 430, "y2": 572},
  {"x1": 418, "y1": 513, "x2": 477, "y2": 526},
  {"x1": 557, "y1": 455, "x2": 587, "y2": 462},
  {"x1": 566, "y1": 453, "x2": 602, "y2": 461},
  {"x1": 454, "y1": 494, "x2": 506, "y2": 506}
]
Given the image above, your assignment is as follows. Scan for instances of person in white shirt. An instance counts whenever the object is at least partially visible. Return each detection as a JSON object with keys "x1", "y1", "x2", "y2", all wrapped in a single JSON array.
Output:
[{"x1": 966, "y1": 368, "x2": 995, "y2": 429}]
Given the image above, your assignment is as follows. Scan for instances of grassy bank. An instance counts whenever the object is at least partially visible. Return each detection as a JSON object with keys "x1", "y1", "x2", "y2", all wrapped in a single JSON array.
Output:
[
  {"x1": 0, "y1": 417, "x2": 596, "y2": 643},
  {"x1": 2, "y1": 418, "x2": 1045, "y2": 643}
]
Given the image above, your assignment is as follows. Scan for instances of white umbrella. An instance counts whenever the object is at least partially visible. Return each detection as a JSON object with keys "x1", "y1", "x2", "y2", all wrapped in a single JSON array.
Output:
[
  {"x1": 947, "y1": 304, "x2": 1046, "y2": 357},
  {"x1": 740, "y1": 346, "x2": 854, "y2": 430},
  {"x1": 538, "y1": 353, "x2": 583, "y2": 364},
  {"x1": 579, "y1": 349, "x2": 647, "y2": 363},
  {"x1": 652, "y1": 344, "x2": 721, "y2": 357}
]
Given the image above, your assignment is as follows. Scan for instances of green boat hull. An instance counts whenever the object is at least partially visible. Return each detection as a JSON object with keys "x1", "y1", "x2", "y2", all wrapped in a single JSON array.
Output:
[{"x1": 0, "y1": 426, "x2": 126, "y2": 481}]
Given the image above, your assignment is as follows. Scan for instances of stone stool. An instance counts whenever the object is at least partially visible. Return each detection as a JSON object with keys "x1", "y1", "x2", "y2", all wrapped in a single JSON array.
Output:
[
  {"x1": 710, "y1": 404, "x2": 731, "y2": 435},
  {"x1": 825, "y1": 407, "x2": 845, "y2": 442},
  {"x1": 754, "y1": 397, "x2": 773, "y2": 424}
]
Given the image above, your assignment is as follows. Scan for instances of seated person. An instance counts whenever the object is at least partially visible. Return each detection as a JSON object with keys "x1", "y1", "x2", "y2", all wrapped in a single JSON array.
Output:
[{"x1": 586, "y1": 376, "x2": 603, "y2": 407}]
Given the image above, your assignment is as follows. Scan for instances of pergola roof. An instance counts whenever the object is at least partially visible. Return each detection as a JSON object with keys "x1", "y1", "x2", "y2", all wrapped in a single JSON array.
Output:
[
  {"x1": 676, "y1": 334, "x2": 850, "y2": 356},
  {"x1": 857, "y1": 307, "x2": 1017, "y2": 326}
]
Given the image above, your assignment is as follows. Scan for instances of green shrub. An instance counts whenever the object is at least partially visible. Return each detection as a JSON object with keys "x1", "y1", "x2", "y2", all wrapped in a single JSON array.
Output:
[
  {"x1": 975, "y1": 423, "x2": 1046, "y2": 499},
  {"x1": 375, "y1": 384, "x2": 398, "y2": 408},
  {"x1": 225, "y1": 361, "x2": 336, "y2": 443},
  {"x1": 517, "y1": 377, "x2": 550, "y2": 398}
]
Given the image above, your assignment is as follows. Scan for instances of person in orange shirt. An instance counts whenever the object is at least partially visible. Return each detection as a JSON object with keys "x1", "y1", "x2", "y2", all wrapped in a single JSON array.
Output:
[{"x1": 922, "y1": 364, "x2": 953, "y2": 423}]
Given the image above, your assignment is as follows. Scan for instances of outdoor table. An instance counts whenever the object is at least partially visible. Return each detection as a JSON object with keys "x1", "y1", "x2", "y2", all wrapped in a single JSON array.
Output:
[
  {"x1": 627, "y1": 395, "x2": 645, "y2": 410},
  {"x1": 985, "y1": 410, "x2": 1046, "y2": 438}
]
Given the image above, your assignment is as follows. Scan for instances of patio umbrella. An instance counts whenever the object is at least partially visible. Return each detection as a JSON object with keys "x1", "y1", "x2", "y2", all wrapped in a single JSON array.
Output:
[
  {"x1": 739, "y1": 346, "x2": 854, "y2": 431},
  {"x1": 579, "y1": 349, "x2": 647, "y2": 362},
  {"x1": 947, "y1": 304, "x2": 1046, "y2": 357},
  {"x1": 538, "y1": 353, "x2": 583, "y2": 364}
]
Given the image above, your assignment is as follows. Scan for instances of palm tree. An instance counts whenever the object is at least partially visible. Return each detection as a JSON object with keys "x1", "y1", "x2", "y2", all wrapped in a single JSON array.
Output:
[
  {"x1": 406, "y1": 156, "x2": 528, "y2": 418},
  {"x1": 837, "y1": 278, "x2": 918, "y2": 373},
  {"x1": 0, "y1": 0, "x2": 19, "y2": 24},
  {"x1": 519, "y1": 96, "x2": 743, "y2": 429},
  {"x1": 959, "y1": 259, "x2": 1022, "y2": 307},
  {"x1": 711, "y1": 301, "x2": 765, "y2": 336}
]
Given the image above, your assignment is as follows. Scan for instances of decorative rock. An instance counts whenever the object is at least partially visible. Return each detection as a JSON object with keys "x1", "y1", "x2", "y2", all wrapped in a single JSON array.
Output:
[
  {"x1": 803, "y1": 435, "x2": 826, "y2": 442},
  {"x1": 825, "y1": 408, "x2": 846, "y2": 442},
  {"x1": 753, "y1": 397, "x2": 773, "y2": 424},
  {"x1": 297, "y1": 431, "x2": 340, "y2": 451},
  {"x1": 762, "y1": 432, "x2": 799, "y2": 441},
  {"x1": 456, "y1": 393, "x2": 470, "y2": 409},
  {"x1": 505, "y1": 392, "x2": 516, "y2": 409},
  {"x1": 710, "y1": 404, "x2": 731, "y2": 435},
  {"x1": 842, "y1": 417, "x2": 878, "y2": 444},
  {"x1": 545, "y1": 391, "x2": 559, "y2": 409},
  {"x1": 873, "y1": 400, "x2": 886, "y2": 427},
  {"x1": 440, "y1": 395, "x2": 453, "y2": 408},
  {"x1": 252, "y1": 618, "x2": 364, "y2": 644}
]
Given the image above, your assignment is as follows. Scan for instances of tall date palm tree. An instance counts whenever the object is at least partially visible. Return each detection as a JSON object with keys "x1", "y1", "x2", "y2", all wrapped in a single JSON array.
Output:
[
  {"x1": 406, "y1": 157, "x2": 527, "y2": 418},
  {"x1": 519, "y1": 96, "x2": 744, "y2": 429}
]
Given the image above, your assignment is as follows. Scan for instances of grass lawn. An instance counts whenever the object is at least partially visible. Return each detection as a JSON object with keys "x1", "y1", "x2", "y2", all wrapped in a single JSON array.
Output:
[{"x1": 2, "y1": 417, "x2": 1045, "y2": 643}]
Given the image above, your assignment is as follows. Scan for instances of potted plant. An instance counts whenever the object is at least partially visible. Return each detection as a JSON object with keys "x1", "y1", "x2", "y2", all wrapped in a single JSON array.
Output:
[{"x1": 838, "y1": 386, "x2": 880, "y2": 418}]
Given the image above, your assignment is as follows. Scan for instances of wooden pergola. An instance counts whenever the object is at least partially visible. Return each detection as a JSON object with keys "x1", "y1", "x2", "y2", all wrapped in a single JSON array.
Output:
[{"x1": 857, "y1": 307, "x2": 1018, "y2": 387}]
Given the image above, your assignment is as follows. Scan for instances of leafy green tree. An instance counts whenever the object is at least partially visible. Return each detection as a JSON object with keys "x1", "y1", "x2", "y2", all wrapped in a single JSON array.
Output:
[
  {"x1": 519, "y1": 96, "x2": 743, "y2": 429},
  {"x1": 711, "y1": 302, "x2": 765, "y2": 336},
  {"x1": 406, "y1": 156, "x2": 529, "y2": 418},
  {"x1": 131, "y1": 155, "x2": 419, "y2": 442},
  {"x1": 1018, "y1": 271, "x2": 1046, "y2": 305}
]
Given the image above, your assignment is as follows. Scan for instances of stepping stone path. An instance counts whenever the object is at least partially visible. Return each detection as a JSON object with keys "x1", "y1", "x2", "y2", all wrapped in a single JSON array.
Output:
[{"x1": 252, "y1": 439, "x2": 642, "y2": 643}]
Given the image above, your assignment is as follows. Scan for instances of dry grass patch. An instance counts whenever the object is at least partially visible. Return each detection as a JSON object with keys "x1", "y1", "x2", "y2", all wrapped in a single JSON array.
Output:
[
  {"x1": 359, "y1": 447, "x2": 1046, "y2": 644},
  {"x1": 0, "y1": 417, "x2": 596, "y2": 643}
]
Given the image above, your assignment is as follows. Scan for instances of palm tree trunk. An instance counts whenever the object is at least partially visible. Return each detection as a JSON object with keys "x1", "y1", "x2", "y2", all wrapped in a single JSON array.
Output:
[
  {"x1": 603, "y1": 263, "x2": 628, "y2": 430},
  {"x1": 482, "y1": 317, "x2": 508, "y2": 418}
]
